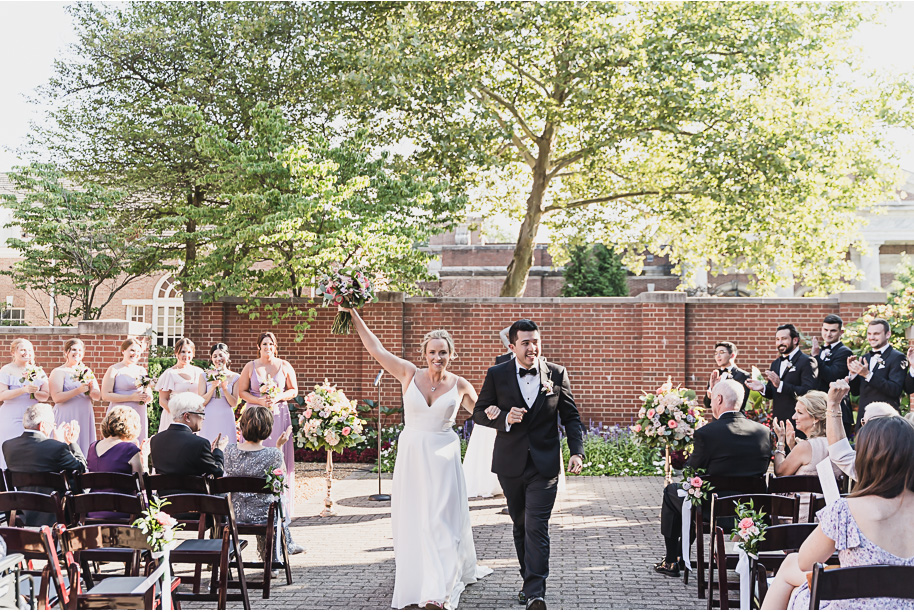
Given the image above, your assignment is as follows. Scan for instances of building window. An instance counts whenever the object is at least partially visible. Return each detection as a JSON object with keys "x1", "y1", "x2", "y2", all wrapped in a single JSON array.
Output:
[
  {"x1": 0, "y1": 308, "x2": 26, "y2": 325},
  {"x1": 153, "y1": 275, "x2": 183, "y2": 347},
  {"x1": 127, "y1": 305, "x2": 145, "y2": 323}
]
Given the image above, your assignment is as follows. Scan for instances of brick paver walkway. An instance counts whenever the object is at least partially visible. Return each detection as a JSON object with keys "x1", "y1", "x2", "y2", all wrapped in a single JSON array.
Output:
[{"x1": 186, "y1": 470, "x2": 705, "y2": 609}]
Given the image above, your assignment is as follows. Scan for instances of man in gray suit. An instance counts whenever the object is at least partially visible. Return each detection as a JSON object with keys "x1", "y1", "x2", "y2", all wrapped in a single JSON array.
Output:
[{"x1": 3, "y1": 403, "x2": 87, "y2": 526}]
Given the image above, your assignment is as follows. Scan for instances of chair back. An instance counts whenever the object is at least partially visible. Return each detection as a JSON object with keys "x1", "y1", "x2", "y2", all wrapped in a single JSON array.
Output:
[
  {"x1": 4, "y1": 470, "x2": 73, "y2": 493},
  {"x1": 0, "y1": 525, "x2": 48, "y2": 562},
  {"x1": 68, "y1": 491, "x2": 147, "y2": 525},
  {"x1": 809, "y1": 563, "x2": 914, "y2": 608},
  {"x1": 163, "y1": 492, "x2": 234, "y2": 521},
  {"x1": 706, "y1": 474, "x2": 768, "y2": 497},
  {"x1": 145, "y1": 473, "x2": 210, "y2": 500},
  {"x1": 58, "y1": 524, "x2": 153, "y2": 555},
  {"x1": 768, "y1": 474, "x2": 824, "y2": 494},
  {"x1": 210, "y1": 475, "x2": 272, "y2": 497},
  {"x1": 710, "y1": 493, "x2": 800, "y2": 527},
  {"x1": 76, "y1": 471, "x2": 143, "y2": 495},
  {"x1": 0, "y1": 490, "x2": 66, "y2": 526}
]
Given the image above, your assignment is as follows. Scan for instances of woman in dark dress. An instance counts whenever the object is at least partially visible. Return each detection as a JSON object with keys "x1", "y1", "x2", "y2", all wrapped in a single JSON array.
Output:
[{"x1": 86, "y1": 407, "x2": 145, "y2": 521}]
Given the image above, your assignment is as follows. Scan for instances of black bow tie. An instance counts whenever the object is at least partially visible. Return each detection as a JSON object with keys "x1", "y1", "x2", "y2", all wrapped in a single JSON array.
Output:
[
  {"x1": 781, "y1": 356, "x2": 791, "y2": 363},
  {"x1": 518, "y1": 367, "x2": 537, "y2": 377}
]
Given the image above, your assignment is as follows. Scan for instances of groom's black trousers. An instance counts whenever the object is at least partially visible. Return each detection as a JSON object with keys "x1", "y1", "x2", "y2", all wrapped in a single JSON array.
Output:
[{"x1": 498, "y1": 454, "x2": 558, "y2": 599}]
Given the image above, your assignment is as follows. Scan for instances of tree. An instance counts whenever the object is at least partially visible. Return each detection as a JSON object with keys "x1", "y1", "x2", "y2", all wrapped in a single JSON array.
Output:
[
  {"x1": 0, "y1": 164, "x2": 164, "y2": 324},
  {"x1": 28, "y1": 1, "x2": 329, "y2": 288},
  {"x1": 181, "y1": 104, "x2": 464, "y2": 337},
  {"x1": 326, "y1": 1, "x2": 910, "y2": 296},
  {"x1": 561, "y1": 244, "x2": 628, "y2": 297}
]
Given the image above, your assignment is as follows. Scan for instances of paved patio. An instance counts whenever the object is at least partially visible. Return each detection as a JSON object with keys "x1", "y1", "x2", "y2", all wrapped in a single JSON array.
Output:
[{"x1": 186, "y1": 469, "x2": 705, "y2": 610}]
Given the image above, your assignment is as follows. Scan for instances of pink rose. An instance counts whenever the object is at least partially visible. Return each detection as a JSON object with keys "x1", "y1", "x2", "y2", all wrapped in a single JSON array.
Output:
[
  {"x1": 272, "y1": 468, "x2": 284, "y2": 477},
  {"x1": 690, "y1": 476, "x2": 703, "y2": 488},
  {"x1": 155, "y1": 512, "x2": 176, "y2": 528},
  {"x1": 632, "y1": 424, "x2": 642, "y2": 432},
  {"x1": 342, "y1": 426, "x2": 352, "y2": 436},
  {"x1": 668, "y1": 420, "x2": 678, "y2": 428},
  {"x1": 738, "y1": 517, "x2": 754, "y2": 530},
  {"x1": 647, "y1": 409, "x2": 656, "y2": 418},
  {"x1": 304, "y1": 408, "x2": 313, "y2": 419}
]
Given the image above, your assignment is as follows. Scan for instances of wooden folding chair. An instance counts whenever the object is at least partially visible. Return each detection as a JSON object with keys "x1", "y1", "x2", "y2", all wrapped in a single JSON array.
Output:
[
  {"x1": 707, "y1": 493, "x2": 800, "y2": 610},
  {"x1": 75, "y1": 471, "x2": 144, "y2": 496},
  {"x1": 165, "y1": 493, "x2": 251, "y2": 610},
  {"x1": 744, "y1": 523, "x2": 820, "y2": 608},
  {"x1": 0, "y1": 525, "x2": 63, "y2": 609},
  {"x1": 0, "y1": 491, "x2": 66, "y2": 527},
  {"x1": 686, "y1": 474, "x2": 768, "y2": 599},
  {"x1": 809, "y1": 563, "x2": 914, "y2": 609},
  {"x1": 210, "y1": 476, "x2": 292, "y2": 598},
  {"x1": 144, "y1": 473, "x2": 210, "y2": 499}
]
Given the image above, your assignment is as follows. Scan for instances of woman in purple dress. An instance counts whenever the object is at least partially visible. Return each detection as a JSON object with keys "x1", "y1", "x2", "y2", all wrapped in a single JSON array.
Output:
[
  {"x1": 0, "y1": 338, "x2": 50, "y2": 469},
  {"x1": 237, "y1": 332, "x2": 297, "y2": 516},
  {"x1": 200, "y1": 343, "x2": 240, "y2": 444},
  {"x1": 50, "y1": 339, "x2": 102, "y2": 454},
  {"x1": 101, "y1": 337, "x2": 153, "y2": 443},
  {"x1": 86, "y1": 407, "x2": 145, "y2": 521},
  {"x1": 154, "y1": 337, "x2": 206, "y2": 433}
]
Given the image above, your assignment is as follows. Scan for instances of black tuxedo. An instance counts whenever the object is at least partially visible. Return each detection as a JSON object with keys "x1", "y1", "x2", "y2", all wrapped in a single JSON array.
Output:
[
  {"x1": 149, "y1": 424, "x2": 224, "y2": 489},
  {"x1": 762, "y1": 350, "x2": 817, "y2": 423},
  {"x1": 660, "y1": 412, "x2": 771, "y2": 562},
  {"x1": 473, "y1": 358, "x2": 584, "y2": 599},
  {"x1": 813, "y1": 342, "x2": 854, "y2": 435},
  {"x1": 906, "y1": 366, "x2": 914, "y2": 395},
  {"x1": 849, "y1": 345, "x2": 908, "y2": 423},
  {"x1": 702, "y1": 366, "x2": 750, "y2": 412},
  {"x1": 2, "y1": 430, "x2": 87, "y2": 526}
]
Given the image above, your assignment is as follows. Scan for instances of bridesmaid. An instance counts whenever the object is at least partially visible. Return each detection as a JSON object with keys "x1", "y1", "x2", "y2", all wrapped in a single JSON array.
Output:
[
  {"x1": 200, "y1": 342, "x2": 240, "y2": 443},
  {"x1": 154, "y1": 338, "x2": 206, "y2": 433},
  {"x1": 238, "y1": 332, "x2": 298, "y2": 515},
  {"x1": 101, "y1": 337, "x2": 153, "y2": 443},
  {"x1": 0, "y1": 338, "x2": 50, "y2": 469},
  {"x1": 49, "y1": 338, "x2": 101, "y2": 453}
]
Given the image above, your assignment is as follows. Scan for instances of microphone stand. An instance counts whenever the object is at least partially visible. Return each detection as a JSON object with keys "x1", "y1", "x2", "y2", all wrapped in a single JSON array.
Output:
[{"x1": 369, "y1": 369, "x2": 390, "y2": 502}]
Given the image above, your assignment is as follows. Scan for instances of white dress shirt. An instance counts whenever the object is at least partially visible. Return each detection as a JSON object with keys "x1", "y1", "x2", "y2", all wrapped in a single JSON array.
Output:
[{"x1": 776, "y1": 347, "x2": 801, "y2": 393}]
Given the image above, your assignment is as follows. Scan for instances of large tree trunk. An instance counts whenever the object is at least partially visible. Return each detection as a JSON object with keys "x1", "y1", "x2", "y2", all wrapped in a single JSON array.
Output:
[{"x1": 500, "y1": 129, "x2": 553, "y2": 297}]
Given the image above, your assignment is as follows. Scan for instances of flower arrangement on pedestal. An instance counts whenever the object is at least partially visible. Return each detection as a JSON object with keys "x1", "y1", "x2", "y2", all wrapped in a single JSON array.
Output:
[{"x1": 295, "y1": 380, "x2": 367, "y2": 516}]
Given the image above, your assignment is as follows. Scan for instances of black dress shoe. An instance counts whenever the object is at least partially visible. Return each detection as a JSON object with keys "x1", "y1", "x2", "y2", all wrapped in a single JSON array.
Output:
[
  {"x1": 526, "y1": 597, "x2": 547, "y2": 610},
  {"x1": 653, "y1": 560, "x2": 680, "y2": 577},
  {"x1": 517, "y1": 591, "x2": 527, "y2": 605}
]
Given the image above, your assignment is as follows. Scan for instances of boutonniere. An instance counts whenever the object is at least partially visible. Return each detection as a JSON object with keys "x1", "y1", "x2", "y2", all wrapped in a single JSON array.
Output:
[
  {"x1": 541, "y1": 377, "x2": 555, "y2": 396},
  {"x1": 873, "y1": 355, "x2": 885, "y2": 369},
  {"x1": 787, "y1": 366, "x2": 796, "y2": 373}
]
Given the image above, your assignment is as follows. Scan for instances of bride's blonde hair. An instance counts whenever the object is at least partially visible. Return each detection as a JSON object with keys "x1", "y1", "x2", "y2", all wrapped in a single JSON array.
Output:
[{"x1": 419, "y1": 330, "x2": 456, "y2": 360}]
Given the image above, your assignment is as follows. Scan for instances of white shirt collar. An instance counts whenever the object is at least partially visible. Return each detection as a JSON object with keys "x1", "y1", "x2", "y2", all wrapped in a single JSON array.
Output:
[
  {"x1": 872, "y1": 344, "x2": 890, "y2": 355},
  {"x1": 516, "y1": 360, "x2": 540, "y2": 376},
  {"x1": 785, "y1": 347, "x2": 800, "y2": 360}
]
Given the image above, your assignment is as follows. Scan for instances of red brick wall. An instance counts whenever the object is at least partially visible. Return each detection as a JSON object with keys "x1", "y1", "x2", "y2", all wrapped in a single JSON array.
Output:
[
  {"x1": 183, "y1": 291, "x2": 884, "y2": 427},
  {"x1": 0, "y1": 321, "x2": 150, "y2": 439}
]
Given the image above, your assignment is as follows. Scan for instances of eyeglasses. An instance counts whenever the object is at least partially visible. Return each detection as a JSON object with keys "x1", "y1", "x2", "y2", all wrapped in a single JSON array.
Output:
[{"x1": 186, "y1": 411, "x2": 206, "y2": 417}]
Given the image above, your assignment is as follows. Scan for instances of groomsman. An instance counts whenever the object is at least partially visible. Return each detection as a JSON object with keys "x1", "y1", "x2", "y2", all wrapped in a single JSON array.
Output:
[
  {"x1": 746, "y1": 323, "x2": 817, "y2": 426},
  {"x1": 811, "y1": 314, "x2": 854, "y2": 437},
  {"x1": 702, "y1": 341, "x2": 750, "y2": 412},
  {"x1": 907, "y1": 346, "x2": 914, "y2": 395},
  {"x1": 848, "y1": 318, "x2": 908, "y2": 424}
]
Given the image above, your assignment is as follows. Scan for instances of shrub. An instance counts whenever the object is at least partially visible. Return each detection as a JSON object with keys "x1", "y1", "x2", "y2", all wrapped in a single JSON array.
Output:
[{"x1": 562, "y1": 424, "x2": 664, "y2": 476}]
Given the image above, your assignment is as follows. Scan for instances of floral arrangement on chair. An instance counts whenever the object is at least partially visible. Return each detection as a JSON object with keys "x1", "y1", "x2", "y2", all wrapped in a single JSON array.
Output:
[
  {"x1": 295, "y1": 380, "x2": 367, "y2": 453},
  {"x1": 630, "y1": 377, "x2": 703, "y2": 451},
  {"x1": 680, "y1": 467, "x2": 713, "y2": 502},
  {"x1": 730, "y1": 499, "x2": 767, "y2": 556},
  {"x1": 264, "y1": 465, "x2": 287, "y2": 501},
  {"x1": 318, "y1": 266, "x2": 376, "y2": 335},
  {"x1": 133, "y1": 496, "x2": 181, "y2": 552}
]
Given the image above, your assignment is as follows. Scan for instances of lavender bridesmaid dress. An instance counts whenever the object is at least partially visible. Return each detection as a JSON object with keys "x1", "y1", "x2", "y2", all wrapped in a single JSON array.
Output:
[
  {"x1": 107, "y1": 372, "x2": 149, "y2": 443},
  {"x1": 0, "y1": 371, "x2": 41, "y2": 470},
  {"x1": 249, "y1": 367, "x2": 295, "y2": 516},
  {"x1": 54, "y1": 372, "x2": 98, "y2": 454},
  {"x1": 200, "y1": 372, "x2": 240, "y2": 443}
]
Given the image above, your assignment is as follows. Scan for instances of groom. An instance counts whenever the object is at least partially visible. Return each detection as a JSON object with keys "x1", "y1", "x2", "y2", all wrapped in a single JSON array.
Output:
[{"x1": 474, "y1": 319, "x2": 585, "y2": 610}]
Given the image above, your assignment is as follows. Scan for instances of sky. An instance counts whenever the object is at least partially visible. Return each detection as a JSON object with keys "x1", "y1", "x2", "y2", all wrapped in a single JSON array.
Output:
[{"x1": 1, "y1": 1, "x2": 914, "y2": 172}]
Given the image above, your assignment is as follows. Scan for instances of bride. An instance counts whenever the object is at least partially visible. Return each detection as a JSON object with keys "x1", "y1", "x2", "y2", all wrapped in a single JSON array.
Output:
[{"x1": 343, "y1": 306, "x2": 492, "y2": 609}]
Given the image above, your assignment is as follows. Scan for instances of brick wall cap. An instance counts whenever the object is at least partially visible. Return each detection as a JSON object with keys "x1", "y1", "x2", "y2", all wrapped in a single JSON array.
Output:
[
  {"x1": 686, "y1": 296, "x2": 835, "y2": 305},
  {"x1": 833, "y1": 290, "x2": 887, "y2": 304},
  {"x1": 77, "y1": 320, "x2": 152, "y2": 337},
  {"x1": 637, "y1": 291, "x2": 687, "y2": 303},
  {"x1": 0, "y1": 325, "x2": 76, "y2": 335}
]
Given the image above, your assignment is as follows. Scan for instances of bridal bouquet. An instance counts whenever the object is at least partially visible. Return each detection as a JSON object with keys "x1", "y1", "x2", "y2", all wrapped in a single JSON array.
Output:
[
  {"x1": 206, "y1": 369, "x2": 228, "y2": 398},
  {"x1": 20, "y1": 364, "x2": 46, "y2": 399},
  {"x1": 630, "y1": 377, "x2": 703, "y2": 451},
  {"x1": 73, "y1": 363, "x2": 96, "y2": 387},
  {"x1": 259, "y1": 377, "x2": 280, "y2": 402},
  {"x1": 133, "y1": 496, "x2": 182, "y2": 552},
  {"x1": 136, "y1": 373, "x2": 156, "y2": 392},
  {"x1": 295, "y1": 380, "x2": 367, "y2": 453},
  {"x1": 318, "y1": 267, "x2": 376, "y2": 335}
]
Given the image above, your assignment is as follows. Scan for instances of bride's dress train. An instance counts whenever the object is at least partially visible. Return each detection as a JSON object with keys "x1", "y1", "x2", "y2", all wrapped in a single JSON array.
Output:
[{"x1": 391, "y1": 378, "x2": 491, "y2": 609}]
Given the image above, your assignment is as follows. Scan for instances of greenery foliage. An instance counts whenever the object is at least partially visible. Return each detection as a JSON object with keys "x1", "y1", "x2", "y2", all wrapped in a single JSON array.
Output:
[
  {"x1": 562, "y1": 426, "x2": 664, "y2": 477},
  {"x1": 561, "y1": 244, "x2": 629, "y2": 297}
]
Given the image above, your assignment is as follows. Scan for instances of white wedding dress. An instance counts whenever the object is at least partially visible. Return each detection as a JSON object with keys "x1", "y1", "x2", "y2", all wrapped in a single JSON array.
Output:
[
  {"x1": 462, "y1": 424, "x2": 503, "y2": 498},
  {"x1": 391, "y1": 378, "x2": 492, "y2": 609}
]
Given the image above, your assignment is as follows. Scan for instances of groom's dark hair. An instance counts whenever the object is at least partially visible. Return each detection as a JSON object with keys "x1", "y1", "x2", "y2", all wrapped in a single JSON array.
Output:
[{"x1": 508, "y1": 319, "x2": 539, "y2": 345}]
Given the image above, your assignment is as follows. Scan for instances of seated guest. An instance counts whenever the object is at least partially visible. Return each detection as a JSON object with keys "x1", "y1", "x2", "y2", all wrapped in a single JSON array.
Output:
[
  {"x1": 2, "y1": 403, "x2": 87, "y2": 526},
  {"x1": 88, "y1": 406, "x2": 146, "y2": 476},
  {"x1": 761, "y1": 416, "x2": 914, "y2": 609},
  {"x1": 149, "y1": 392, "x2": 227, "y2": 486},
  {"x1": 224, "y1": 405, "x2": 304, "y2": 563},
  {"x1": 825, "y1": 380, "x2": 899, "y2": 481},
  {"x1": 654, "y1": 379, "x2": 771, "y2": 577}
]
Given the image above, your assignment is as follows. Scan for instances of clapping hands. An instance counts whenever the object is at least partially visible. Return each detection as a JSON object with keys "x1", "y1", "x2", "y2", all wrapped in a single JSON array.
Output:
[
  {"x1": 847, "y1": 355, "x2": 870, "y2": 379},
  {"x1": 53, "y1": 420, "x2": 80, "y2": 445},
  {"x1": 771, "y1": 418, "x2": 795, "y2": 450},
  {"x1": 276, "y1": 425, "x2": 293, "y2": 448}
]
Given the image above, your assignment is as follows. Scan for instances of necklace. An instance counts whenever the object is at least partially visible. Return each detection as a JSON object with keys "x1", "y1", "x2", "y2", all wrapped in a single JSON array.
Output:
[{"x1": 429, "y1": 373, "x2": 444, "y2": 392}]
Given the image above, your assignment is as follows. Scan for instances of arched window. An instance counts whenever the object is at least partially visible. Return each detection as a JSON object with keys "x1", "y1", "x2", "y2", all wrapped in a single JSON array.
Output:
[{"x1": 153, "y1": 275, "x2": 183, "y2": 347}]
